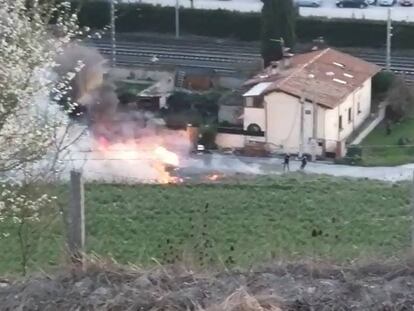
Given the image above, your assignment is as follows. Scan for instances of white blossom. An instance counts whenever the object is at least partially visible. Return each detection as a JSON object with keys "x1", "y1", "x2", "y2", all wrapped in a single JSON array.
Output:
[{"x1": 0, "y1": 0, "x2": 82, "y2": 234}]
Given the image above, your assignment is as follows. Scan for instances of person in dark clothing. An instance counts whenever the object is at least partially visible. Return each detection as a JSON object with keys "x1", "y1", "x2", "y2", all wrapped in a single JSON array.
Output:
[
  {"x1": 283, "y1": 154, "x2": 290, "y2": 172},
  {"x1": 300, "y1": 155, "x2": 308, "y2": 170},
  {"x1": 386, "y1": 120, "x2": 392, "y2": 136}
]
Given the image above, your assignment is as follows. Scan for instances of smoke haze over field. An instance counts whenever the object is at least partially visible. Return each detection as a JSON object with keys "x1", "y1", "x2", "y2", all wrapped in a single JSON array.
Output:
[{"x1": 46, "y1": 44, "x2": 267, "y2": 183}]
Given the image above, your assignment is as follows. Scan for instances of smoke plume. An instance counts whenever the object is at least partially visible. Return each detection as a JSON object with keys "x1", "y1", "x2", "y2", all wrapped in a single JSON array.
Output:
[{"x1": 55, "y1": 44, "x2": 192, "y2": 183}]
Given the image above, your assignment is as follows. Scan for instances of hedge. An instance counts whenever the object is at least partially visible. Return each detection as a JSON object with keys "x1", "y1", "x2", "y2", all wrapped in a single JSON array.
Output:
[{"x1": 74, "y1": 1, "x2": 414, "y2": 48}]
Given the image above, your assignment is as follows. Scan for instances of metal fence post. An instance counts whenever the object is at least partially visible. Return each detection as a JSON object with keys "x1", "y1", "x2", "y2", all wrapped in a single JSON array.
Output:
[{"x1": 67, "y1": 170, "x2": 85, "y2": 265}]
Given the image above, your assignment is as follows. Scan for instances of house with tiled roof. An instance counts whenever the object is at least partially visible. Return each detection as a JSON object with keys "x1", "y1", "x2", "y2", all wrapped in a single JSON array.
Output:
[{"x1": 217, "y1": 48, "x2": 381, "y2": 158}]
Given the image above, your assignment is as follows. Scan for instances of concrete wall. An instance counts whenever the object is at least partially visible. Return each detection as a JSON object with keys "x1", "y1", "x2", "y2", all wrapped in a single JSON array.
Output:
[
  {"x1": 243, "y1": 107, "x2": 266, "y2": 132},
  {"x1": 215, "y1": 133, "x2": 245, "y2": 149},
  {"x1": 351, "y1": 103, "x2": 386, "y2": 145},
  {"x1": 338, "y1": 78, "x2": 372, "y2": 142},
  {"x1": 323, "y1": 78, "x2": 372, "y2": 152}
]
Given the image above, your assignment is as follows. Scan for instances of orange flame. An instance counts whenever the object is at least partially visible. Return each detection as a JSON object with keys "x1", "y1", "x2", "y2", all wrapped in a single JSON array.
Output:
[
  {"x1": 95, "y1": 138, "x2": 181, "y2": 184},
  {"x1": 207, "y1": 174, "x2": 223, "y2": 181},
  {"x1": 154, "y1": 146, "x2": 179, "y2": 166}
]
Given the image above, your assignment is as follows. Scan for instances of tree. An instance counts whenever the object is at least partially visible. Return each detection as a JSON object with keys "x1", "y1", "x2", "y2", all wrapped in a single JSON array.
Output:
[
  {"x1": 260, "y1": 0, "x2": 296, "y2": 67},
  {"x1": 0, "y1": 0, "x2": 83, "y2": 274},
  {"x1": 386, "y1": 77, "x2": 414, "y2": 121}
]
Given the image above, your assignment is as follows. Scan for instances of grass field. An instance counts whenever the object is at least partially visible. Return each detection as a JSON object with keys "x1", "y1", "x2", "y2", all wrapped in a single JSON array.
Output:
[
  {"x1": 361, "y1": 119, "x2": 414, "y2": 166},
  {"x1": 0, "y1": 175, "x2": 412, "y2": 275}
]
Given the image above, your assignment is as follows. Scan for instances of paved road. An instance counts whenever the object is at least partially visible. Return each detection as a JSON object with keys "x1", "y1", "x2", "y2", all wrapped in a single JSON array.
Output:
[
  {"x1": 125, "y1": 0, "x2": 414, "y2": 22},
  {"x1": 66, "y1": 150, "x2": 414, "y2": 183},
  {"x1": 182, "y1": 153, "x2": 414, "y2": 182}
]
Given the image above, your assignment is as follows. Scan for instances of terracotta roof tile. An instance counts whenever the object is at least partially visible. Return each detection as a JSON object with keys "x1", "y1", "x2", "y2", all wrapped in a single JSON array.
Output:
[{"x1": 245, "y1": 48, "x2": 381, "y2": 109}]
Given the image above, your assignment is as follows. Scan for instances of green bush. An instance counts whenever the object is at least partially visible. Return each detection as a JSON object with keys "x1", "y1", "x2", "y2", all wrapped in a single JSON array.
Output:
[
  {"x1": 73, "y1": 1, "x2": 414, "y2": 49},
  {"x1": 166, "y1": 91, "x2": 220, "y2": 122},
  {"x1": 199, "y1": 124, "x2": 218, "y2": 149},
  {"x1": 372, "y1": 71, "x2": 395, "y2": 96}
]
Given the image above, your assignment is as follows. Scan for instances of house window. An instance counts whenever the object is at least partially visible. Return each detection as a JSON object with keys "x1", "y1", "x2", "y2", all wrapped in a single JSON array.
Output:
[
  {"x1": 348, "y1": 108, "x2": 352, "y2": 123},
  {"x1": 339, "y1": 115, "x2": 343, "y2": 131},
  {"x1": 357, "y1": 102, "x2": 361, "y2": 114},
  {"x1": 253, "y1": 95, "x2": 264, "y2": 108},
  {"x1": 246, "y1": 96, "x2": 264, "y2": 108}
]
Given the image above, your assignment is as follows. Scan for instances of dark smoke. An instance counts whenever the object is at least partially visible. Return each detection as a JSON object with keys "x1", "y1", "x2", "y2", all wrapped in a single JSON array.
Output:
[{"x1": 56, "y1": 44, "x2": 191, "y2": 159}]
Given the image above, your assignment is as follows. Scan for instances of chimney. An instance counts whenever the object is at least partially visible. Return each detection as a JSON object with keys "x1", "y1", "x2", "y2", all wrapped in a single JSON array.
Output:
[
  {"x1": 270, "y1": 61, "x2": 279, "y2": 75},
  {"x1": 282, "y1": 53, "x2": 294, "y2": 69},
  {"x1": 311, "y1": 36, "x2": 327, "y2": 51}
]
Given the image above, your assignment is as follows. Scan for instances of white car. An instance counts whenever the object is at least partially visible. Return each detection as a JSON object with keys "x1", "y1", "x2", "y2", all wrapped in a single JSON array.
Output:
[
  {"x1": 400, "y1": 0, "x2": 414, "y2": 6},
  {"x1": 294, "y1": 0, "x2": 322, "y2": 7},
  {"x1": 378, "y1": 0, "x2": 396, "y2": 5}
]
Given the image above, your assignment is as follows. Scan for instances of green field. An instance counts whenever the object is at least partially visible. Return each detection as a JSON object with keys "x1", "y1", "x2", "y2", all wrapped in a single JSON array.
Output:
[
  {"x1": 0, "y1": 175, "x2": 411, "y2": 275},
  {"x1": 361, "y1": 119, "x2": 414, "y2": 166}
]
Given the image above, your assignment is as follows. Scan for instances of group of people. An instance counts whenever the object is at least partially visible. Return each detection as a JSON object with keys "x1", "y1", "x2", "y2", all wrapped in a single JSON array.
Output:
[{"x1": 282, "y1": 154, "x2": 307, "y2": 172}]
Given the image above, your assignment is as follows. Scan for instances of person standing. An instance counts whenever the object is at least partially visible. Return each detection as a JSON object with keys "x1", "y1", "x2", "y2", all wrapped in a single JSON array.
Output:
[
  {"x1": 283, "y1": 154, "x2": 290, "y2": 172},
  {"x1": 300, "y1": 155, "x2": 308, "y2": 170},
  {"x1": 386, "y1": 120, "x2": 392, "y2": 136}
]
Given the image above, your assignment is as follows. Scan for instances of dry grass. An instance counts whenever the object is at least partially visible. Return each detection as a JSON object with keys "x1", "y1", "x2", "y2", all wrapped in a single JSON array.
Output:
[
  {"x1": 3, "y1": 258, "x2": 414, "y2": 310},
  {"x1": 206, "y1": 289, "x2": 283, "y2": 311}
]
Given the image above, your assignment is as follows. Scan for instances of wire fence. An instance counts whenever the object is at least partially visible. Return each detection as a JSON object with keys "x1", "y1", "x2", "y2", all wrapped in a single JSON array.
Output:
[
  {"x1": 1, "y1": 164, "x2": 414, "y2": 275},
  {"x1": 61, "y1": 169, "x2": 414, "y2": 269}
]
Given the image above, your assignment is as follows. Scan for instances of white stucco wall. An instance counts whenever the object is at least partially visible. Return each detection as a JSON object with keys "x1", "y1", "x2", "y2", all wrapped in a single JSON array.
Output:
[
  {"x1": 263, "y1": 92, "x2": 326, "y2": 155},
  {"x1": 265, "y1": 92, "x2": 301, "y2": 153},
  {"x1": 324, "y1": 78, "x2": 373, "y2": 148},
  {"x1": 243, "y1": 107, "x2": 266, "y2": 132}
]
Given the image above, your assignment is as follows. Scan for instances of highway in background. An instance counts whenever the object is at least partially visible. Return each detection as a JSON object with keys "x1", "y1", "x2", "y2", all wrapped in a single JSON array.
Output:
[
  {"x1": 87, "y1": 34, "x2": 414, "y2": 82},
  {"x1": 123, "y1": 0, "x2": 414, "y2": 22}
]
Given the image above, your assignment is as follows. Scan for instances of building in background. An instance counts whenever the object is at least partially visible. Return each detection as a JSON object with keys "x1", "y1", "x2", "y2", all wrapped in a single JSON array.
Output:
[{"x1": 216, "y1": 48, "x2": 380, "y2": 158}]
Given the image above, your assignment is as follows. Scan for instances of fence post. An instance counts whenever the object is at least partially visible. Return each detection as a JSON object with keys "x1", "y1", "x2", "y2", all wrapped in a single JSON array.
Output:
[{"x1": 67, "y1": 170, "x2": 85, "y2": 265}]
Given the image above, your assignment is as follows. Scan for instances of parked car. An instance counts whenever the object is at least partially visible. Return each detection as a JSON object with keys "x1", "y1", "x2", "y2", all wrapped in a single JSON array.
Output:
[
  {"x1": 336, "y1": 0, "x2": 369, "y2": 7},
  {"x1": 400, "y1": 0, "x2": 414, "y2": 6},
  {"x1": 294, "y1": 0, "x2": 322, "y2": 7},
  {"x1": 366, "y1": 0, "x2": 377, "y2": 4},
  {"x1": 378, "y1": 0, "x2": 396, "y2": 5}
]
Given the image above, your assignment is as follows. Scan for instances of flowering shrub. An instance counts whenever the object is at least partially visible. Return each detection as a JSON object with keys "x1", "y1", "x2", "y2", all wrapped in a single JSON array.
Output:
[{"x1": 0, "y1": 0, "x2": 84, "y2": 274}]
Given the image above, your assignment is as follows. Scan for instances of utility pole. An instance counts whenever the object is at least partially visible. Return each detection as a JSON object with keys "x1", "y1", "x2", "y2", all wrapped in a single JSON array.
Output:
[
  {"x1": 110, "y1": 0, "x2": 116, "y2": 67},
  {"x1": 270, "y1": 37, "x2": 285, "y2": 58},
  {"x1": 299, "y1": 74, "x2": 315, "y2": 158},
  {"x1": 311, "y1": 99, "x2": 318, "y2": 161},
  {"x1": 67, "y1": 170, "x2": 85, "y2": 266},
  {"x1": 411, "y1": 171, "x2": 414, "y2": 252},
  {"x1": 386, "y1": 8, "x2": 392, "y2": 72},
  {"x1": 299, "y1": 98, "x2": 305, "y2": 157},
  {"x1": 175, "y1": 0, "x2": 180, "y2": 38}
]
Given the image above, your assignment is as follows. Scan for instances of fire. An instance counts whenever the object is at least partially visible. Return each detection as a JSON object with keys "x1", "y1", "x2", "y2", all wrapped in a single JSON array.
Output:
[
  {"x1": 94, "y1": 137, "x2": 182, "y2": 184},
  {"x1": 207, "y1": 173, "x2": 223, "y2": 181},
  {"x1": 154, "y1": 146, "x2": 179, "y2": 166}
]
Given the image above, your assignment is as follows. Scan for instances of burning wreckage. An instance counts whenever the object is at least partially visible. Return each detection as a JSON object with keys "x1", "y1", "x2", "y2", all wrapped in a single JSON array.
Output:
[{"x1": 57, "y1": 45, "x2": 225, "y2": 184}]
